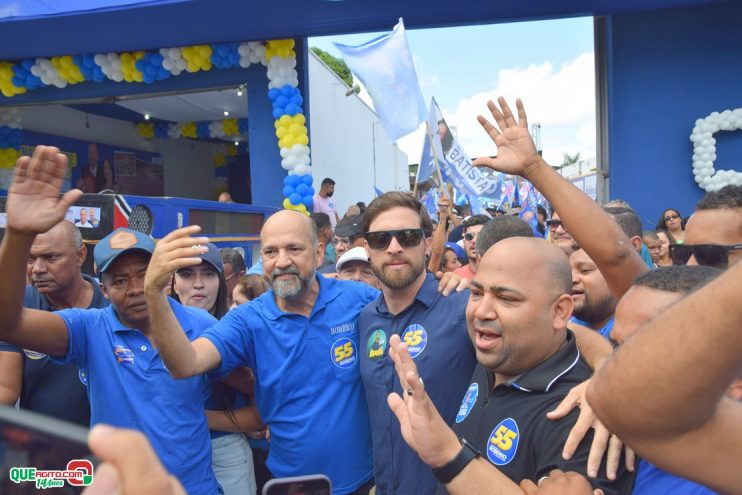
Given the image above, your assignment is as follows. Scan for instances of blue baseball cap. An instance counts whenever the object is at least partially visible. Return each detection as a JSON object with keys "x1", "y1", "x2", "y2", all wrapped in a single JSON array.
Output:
[
  {"x1": 195, "y1": 243, "x2": 224, "y2": 273},
  {"x1": 94, "y1": 228, "x2": 155, "y2": 274},
  {"x1": 444, "y1": 242, "x2": 466, "y2": 260}
]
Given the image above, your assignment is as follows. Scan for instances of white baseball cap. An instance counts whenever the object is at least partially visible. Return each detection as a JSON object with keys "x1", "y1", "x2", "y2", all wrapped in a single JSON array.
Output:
[{"x1": 336, "y1": 246, "x2": 370, "y2": 272}]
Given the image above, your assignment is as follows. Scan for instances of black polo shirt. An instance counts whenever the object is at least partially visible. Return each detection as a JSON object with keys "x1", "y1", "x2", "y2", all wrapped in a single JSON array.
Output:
[
  {"x1": 442, "y1": 331, "x2": 634, "y2": 495},
  {"x1": 0, "y1": 274, "x2": 108, "y2": 426}
]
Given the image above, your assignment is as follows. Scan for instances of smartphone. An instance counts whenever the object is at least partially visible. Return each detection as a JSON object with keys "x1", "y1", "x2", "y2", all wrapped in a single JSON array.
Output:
[
  {"x1": 0, "y1": 405, "x2": 95, "y2": 494},
  {"x1": 263, "y1": 474, "x2": 332, "y2": 495}
]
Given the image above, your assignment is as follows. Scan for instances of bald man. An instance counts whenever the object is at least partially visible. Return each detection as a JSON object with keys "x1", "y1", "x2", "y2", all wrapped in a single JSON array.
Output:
[
  {"x1": 144, "y1": 210, "x2": 380, "y2": 495},
  {"x1": 0, "y1": 220, "x2": 108, "y2": 425},
  {"x1": 427, "y1": 238, "x2": 633, "y2": 494}
]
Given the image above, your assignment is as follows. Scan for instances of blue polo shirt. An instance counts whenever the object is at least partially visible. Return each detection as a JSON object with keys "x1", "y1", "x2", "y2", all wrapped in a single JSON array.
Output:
[
  {"x1": 358, "y1": 272, "x2": 477, "y2": 495},
  {"x1": 0, "y1": 275, "x2": 108, "y2": 426},
  {"x1": 50, "y1": 299, "x2": 219, "y2": 495},
  {"x1": 570, "y1": 315, "x2": 615, "y2": 341},
  {"x1": 201, "y1": 274, "x2": 379, "y2": 495},
  {"x1": 633, "y1": 460, "x2": 717, "y2": 495}
]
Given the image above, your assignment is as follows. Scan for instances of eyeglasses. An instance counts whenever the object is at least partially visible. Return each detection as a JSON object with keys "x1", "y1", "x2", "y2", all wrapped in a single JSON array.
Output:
[
  {"x1": 365, "y1": 229, "x2": 424, "y2": 250},
  {"x1": 546, "y1": 219, "x2": 563, "y2": 230},
  {"x1": 464, "y1": 232, "x2": 478, "y2": 242},
  {"x1": 664, "y1": 214, "x2": 680, "y2": 222},
  {"x1": 669, "y1": 243, "x2": 742, "y2": 268},
  {"x1": 333, "y1": 235, "x2": 361, "y2": 246}
]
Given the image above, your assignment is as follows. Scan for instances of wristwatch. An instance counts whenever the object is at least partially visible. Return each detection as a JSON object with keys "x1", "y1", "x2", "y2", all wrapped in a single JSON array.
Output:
[{"x1": 432, "y1": 437, "x2": 481, "y2": 484}]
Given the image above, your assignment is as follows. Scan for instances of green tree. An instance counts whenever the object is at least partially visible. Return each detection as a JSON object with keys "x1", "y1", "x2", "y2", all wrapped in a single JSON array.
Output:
[
  {"x1": 310, "y1": 47, "x2": 357, "y2": 91},
  {"x1": 560, "y1": 151, "x2": 582, "y2": 166}
]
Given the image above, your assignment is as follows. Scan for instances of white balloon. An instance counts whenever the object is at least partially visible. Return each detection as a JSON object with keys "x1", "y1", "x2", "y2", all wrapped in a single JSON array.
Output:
[{"x1": 294, "y1": 164, "x2": 308, "y2": 176}]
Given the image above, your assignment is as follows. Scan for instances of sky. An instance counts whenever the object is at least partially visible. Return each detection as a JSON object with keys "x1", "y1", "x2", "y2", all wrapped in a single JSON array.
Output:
[{"x1": 310, "y1": 17, "x2": 595, "y2": 167}]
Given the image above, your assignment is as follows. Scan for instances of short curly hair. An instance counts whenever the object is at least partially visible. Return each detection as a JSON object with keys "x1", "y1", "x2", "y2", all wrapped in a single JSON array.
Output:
[{"x1": 696, "y1": 185, "x2": 742, "y2": 211}]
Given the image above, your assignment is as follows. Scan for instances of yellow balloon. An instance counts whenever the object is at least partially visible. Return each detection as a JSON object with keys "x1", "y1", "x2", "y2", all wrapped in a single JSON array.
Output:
[
  {"x1": 283, "y1": 135, "x2": 295, "y2": 148},
  {"x1": 288, "y1": 124, "x2": 302, "y2": 136},
  {"x1": 202, "y1": 60, "x2": 212, "y2": 71},
  {"x1": 296, "y1": 134, "x2": 309, "y2": 146},
  {"x1": 283, "y1": 198, "x2": 292, "y2": 209},
  {"x1": 279, "y1": 115, "x2": 292, "y2": 126},
  {"x1": 121, "y1": 52, "x2": 132, "y2": 62},
  {"x1": 293, "y1": 114, "x2": 306, "y2": 126},
  {"x1": 277, "y1": 47, "x2": 289, "y2": 58},
  {"x1": 276, "y1": 127, "x2": 288, "y2": 139},
  {"x1": 182, "y1": 46, "x2": 194, "y2": 58}
]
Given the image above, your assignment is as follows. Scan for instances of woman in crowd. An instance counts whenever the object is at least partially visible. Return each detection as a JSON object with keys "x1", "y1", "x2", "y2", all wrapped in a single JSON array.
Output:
[
  {"x1": 171, "y1": 243, "x2": 259, "y2": 495},
  {"x1": 439, "y1": 242, "x2": 465, "y2": 273},
  {"x1": 231, "y1": 274, "x2": 269, "y2": 309},
  {"x1": 657, "y1": 208, "x2": 685, "y2": 243},
  {"x1": 655, "y1": 230, "x2": 674, "y2": 266}
]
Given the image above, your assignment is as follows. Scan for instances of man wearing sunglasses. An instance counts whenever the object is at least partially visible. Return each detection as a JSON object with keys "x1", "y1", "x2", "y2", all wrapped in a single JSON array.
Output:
[
  {"x1": 546, "y1": 212, "x2": 578, "y2": 257},
  {"x1": 670, "y1": 185, "x2": 742, "y2": 269},
  {"x1": 453, "y1": 215, "x2": 490, "y2": 282}
]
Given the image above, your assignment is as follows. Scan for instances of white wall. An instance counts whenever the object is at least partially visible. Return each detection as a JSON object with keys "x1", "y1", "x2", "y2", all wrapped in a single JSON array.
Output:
[
  {"x1": 21, "y1": 105, "x2": 220, "y2": 200},
  {"x1": 308, "y1": 51, "x2": 408, "y2": 215}
]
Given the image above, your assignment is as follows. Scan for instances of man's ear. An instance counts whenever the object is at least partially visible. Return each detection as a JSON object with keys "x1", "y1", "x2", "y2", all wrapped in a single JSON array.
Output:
[
  {"x1": 553, "y1": 293, "x2": 574, "y2": 330},
  {"x1": 99, "y1": 280, "x2": 110, "y2": 301},
  {"x1": 630, "y1": 236, "x2": 644, "y2": 254},
  {"x1": 77, "y1": 244, "x2": 88, "y2": 267}
]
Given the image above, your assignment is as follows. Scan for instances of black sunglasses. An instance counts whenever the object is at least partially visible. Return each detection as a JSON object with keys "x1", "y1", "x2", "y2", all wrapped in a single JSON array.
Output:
[
  {"x1": 669, "y1": 243, "x2": 742, "y2": 269},
  {"x1": 365, "y1": 229, "x2": 425, "y2": 250},
  {"x1": 546, "y1": 219, "x2": 563, "y2": 230}
]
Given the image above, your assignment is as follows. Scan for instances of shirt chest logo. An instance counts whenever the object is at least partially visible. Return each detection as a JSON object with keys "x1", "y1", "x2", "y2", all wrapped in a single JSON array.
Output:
[
  {"x1": 330, "y1": 338, "x2": 357, "y2": 369},
  {"x1": 367, "y1": 330, "x2": 387, "y2": 360},
  {"x1": 401, "y1": 324, "x2": 428, "y2": 358},
  {"x1": 114, "y1": 345, "x2": 135, "y2": 364},
  {"x1": 455, "y1": 383, "x2": 478, "y2": 424},
  {"x1": 487, "y1": 418, "x2": 520, "y2": 466},
  {"x1": 79, "y1": 370, "x2": 88, "y2": 386}
]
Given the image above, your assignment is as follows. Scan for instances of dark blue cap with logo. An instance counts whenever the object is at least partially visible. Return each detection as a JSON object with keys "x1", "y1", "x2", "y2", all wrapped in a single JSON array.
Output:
[
  {"x1": 195, "y1": 243, "x2": 224, "y2": 273},
  {"x1": 94, "y1": 228, "x2": 155, "y2": 274}
]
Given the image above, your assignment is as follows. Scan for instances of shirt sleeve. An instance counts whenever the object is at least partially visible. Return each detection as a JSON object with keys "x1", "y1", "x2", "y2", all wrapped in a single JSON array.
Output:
[
  {"x1": 200, "y1": 307, "x2": 254, "y2": 380},
  {"x1": 48, "y1": 308, "x2": 89, "y2": 368},
  {"x1": 0, "y1": 341, "x2": 22, "y2": 353}
]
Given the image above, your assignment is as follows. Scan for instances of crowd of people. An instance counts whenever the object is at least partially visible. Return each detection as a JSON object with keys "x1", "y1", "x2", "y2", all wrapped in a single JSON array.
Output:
[{"x1": 0, "y1": 96, "x2": 739, "y2": 495}]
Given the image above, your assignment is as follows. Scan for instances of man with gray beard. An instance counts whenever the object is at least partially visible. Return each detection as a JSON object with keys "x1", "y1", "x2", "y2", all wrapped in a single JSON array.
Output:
[{"x1": 144, "y1": 210, "x2": 380, "y2": 494}]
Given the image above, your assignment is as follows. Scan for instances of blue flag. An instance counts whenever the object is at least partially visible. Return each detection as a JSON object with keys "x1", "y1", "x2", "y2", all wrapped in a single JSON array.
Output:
[
  {"x1": 335, "y1": 19, "x2": 427, "y2": 141},
  {"x1": 374, "y1": 186, "x2": 384, "y2": 197},
  {"x1": 416, "y1": 134, "x2": 436, "y2": 184}
]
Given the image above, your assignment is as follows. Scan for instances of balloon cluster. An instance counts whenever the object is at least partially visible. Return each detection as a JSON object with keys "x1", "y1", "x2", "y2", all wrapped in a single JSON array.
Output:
[
  {"x1": 265, "y1": 39, "x2": 313, "y2": 213},
  {"x1": 0, "y1": 40, "x2": 267, "y2": 97},
  {"x1": 690, "y1": 108, "x2": 742, "y2": 192},
  {"x1": 266, "y1": 41, "x2": 298, "y2": 90},
  {"x1": 12, "y1": 59, "x2": 45, "y2": 90},
  {"x1": 0, "y1": 106, "x2": 22, "y2": 172},
  {"x1": 52, "y1": 56, "x2": 85, "y2": 85},
  {"x1": 237, "y1": 42, "x2": 267, "y2": 68},
  {"x1": 211, "y1": 43, "x2": 241, "y2": 69},
  {"x1": 74, "y1": 54, "x2": 106, "y2": 83},
  {"x1": 182, "y1": 46, "x2": 212, "y2": 73},
  {"x1": 212, "y1": 144, "x2": 241, "y2": 196},
  {"x1": 282, "y1": 174, "x2": 314, "y2": 212},
  {"x1": 135, "y1": 53, "x2": 171, "y2": 84},
  {"x1": 269, "y1": 85, "x2": 304, "y2": 119},
  {"x1": 134, "y1": 118, "x2": 248, "y2": 142}
]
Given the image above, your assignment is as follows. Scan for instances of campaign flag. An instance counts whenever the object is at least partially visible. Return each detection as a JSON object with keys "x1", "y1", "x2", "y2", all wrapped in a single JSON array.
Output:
[
  {"x1": 425, "y1": 97, "x2": 500, "y2": 199},
  {"x1": 334, "y1": 19, "x2": 427, "y2": 141},
  {"x1": 421, "y1": 187, "x2": 440, "y2": 221},
  {"x1": 416, "y1": 133, "x2": 436, "y2": 184},
  {"x1": 374, "y1": 186, "x2": 384, "y2": 197}
]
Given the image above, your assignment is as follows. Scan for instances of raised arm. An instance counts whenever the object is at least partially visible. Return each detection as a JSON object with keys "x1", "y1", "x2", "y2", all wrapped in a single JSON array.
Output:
[
  {"x1": 588, "y1": 260, "x2": 742, "y2": 493},
  {"x1": 143, "y1": 226, "x2": 222, "y2": 378},
  {"x1": 473, "y1": 98, "x2": 646, "y2": 298},
  {"x1": 0, "y1": 351, "x2": 22, "y2": 405},
  {"x1": 0, "y1": 146, "x2": 80, "y2": 357}
]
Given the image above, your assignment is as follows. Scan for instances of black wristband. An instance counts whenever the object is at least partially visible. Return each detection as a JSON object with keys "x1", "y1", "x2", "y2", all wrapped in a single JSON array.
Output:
[{"x1": 432, "y1": 437, "x2": 481, "y2": 484}]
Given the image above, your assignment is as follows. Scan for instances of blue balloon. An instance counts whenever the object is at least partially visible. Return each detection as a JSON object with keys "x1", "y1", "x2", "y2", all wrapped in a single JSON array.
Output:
[
  {"x1": 281, "y1": 85, "x2": 295, "y2": 97},
  {"x1": 289, "y1": 192, "x2": 302, "y2": 205},
  {"x1": 283, "y1": 175, "x2": 293, "y2": 186},
  {"x1": 282, "y1": 186, "x2": 294, "y2": 197},
  {"x1": 303, "y1": 195, "x2": 313, "y2": 207},
  {"x1": 272, "y1": 108, "x2": 284, "y2": 119},
  {"x1": 288, "y1": 175, "x2": 301, "y2": 187},
  {"x1": 275, "y1": 95, "x2": 289, "y2": 107},
  {"x1": 290, "y1": 95, "x2": 303, "y2": 106},
  {"x1": 288, "y1": 104, "x2": 301, "y2": 116},
  {"x1": 302, "y1": 175, "x2": 313, "y2": 185},
  {"x1": 296, "y1": 183, "x2": 309, "y2": 195}
]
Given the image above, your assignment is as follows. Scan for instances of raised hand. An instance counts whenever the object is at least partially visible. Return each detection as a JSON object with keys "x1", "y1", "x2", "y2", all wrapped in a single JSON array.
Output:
[
  {"x1": 6, "y1": 145, "x2": 82, "y2": 235},
  {"x1": 472, "y1": 97, "x2": 542, "y2": 177},
  {"x1": 144, "y1": 225, "x2": 210, "y2": 295}
]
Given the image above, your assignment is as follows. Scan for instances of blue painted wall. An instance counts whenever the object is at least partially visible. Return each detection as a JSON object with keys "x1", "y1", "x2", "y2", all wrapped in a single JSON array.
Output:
[{"x1": 608, "y1": 0, "x2": 742, "y2": 228}]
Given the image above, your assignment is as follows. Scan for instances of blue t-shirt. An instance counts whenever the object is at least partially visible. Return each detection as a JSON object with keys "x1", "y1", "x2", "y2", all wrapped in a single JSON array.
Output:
[
  {"x1": 358, "y1": 272, "x2": 477, "y2": 495},
  {"x1": 633, "y1": 460, "x2": 717, "y2": 495},
  {"x1": 0, "y1": 275, "x2": 109, "y2": 426},
  {"x1": 202, "y1": 274, "x2": 379, "y2": 495},
  {"x1": 50, "y1": 299, "x2": 220, "y2": 495},
  {"x1": 570, "y1": 315, "x2": 615, "y2": 341}
]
